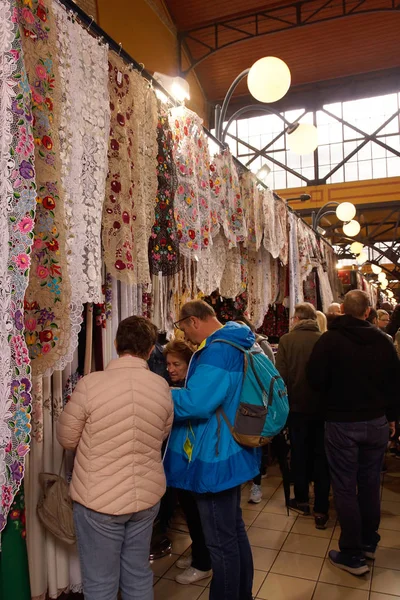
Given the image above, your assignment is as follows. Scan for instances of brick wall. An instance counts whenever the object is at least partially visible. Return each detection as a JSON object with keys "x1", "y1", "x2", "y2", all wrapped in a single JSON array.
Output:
[{"x1": 74, "y1": 0, "x2": 98, "y2": 20}]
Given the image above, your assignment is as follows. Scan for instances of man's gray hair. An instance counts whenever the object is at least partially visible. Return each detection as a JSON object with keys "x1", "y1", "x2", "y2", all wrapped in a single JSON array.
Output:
[
  {"x1": 294, "y1": 302, "x2": 317, "y2": 321},
  {"x1": 180, "y1": 300, "x2": 216, "y2": 321},
  {"x1": 343, "y1": 290, "x2": 370, "y2": 318}
]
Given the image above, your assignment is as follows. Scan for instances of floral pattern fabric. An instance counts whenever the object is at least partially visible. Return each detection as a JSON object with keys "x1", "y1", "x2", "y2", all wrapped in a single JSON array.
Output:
[
  {"x1": 240, "y1": 171, "x2": 263, "y2": 252},
  {"x1": 170, "y1": 106, "x2": 212, "y2": 257},
  {"x1": 220, "y1": 244, "x2": 242, "y2": 299},
  {"x1": 0, "y1": 0, "x2": 36, "y2": 533},
  {"x1": 17, "y1": 0, "x2": 72, "y2": 375},
  {"x1": 196, "y1": 232, "x2": 226, "y2": 296},
  {"x1": 246, "y1": 247, "x2": 274, "y2": 329}
]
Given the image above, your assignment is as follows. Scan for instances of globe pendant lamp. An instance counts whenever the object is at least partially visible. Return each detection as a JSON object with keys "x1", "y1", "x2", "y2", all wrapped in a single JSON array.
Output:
[
  {"x1": 378, "y1": 272, "x2": 387, "y2": 283},
  {"x1": 287, "y1": 123, "x2": 318, "y2": 155},
  {"x1": 343, "y1": 220, "x2": 360, "y2": 237},
  {"x1": 381, "y1": 281, "x2": 388, "y2": 290},
  {"x1": 356, "y1": 251, "x2": 367, "y2": 265},
  {"x1": 371, "y1": 264, "x2": 382, "y2": 275},
  {"x1": 336, "y1": 202, "x2": 356, "y2": 222},
  {"x1": 388, "y1": 290, "x2": 394, "y2": 298},
  {"x1": 247, "y1": 57, "x2": 291, "y2": 103},
  {"x1": 350, "y1": 241, "x2": 363, "y2": 256}
]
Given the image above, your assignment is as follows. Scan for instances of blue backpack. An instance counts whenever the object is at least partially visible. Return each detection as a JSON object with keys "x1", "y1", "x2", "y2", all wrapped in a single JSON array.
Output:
[{"x1": 212, "y1": 339, "x2": 289, "y2": 447}]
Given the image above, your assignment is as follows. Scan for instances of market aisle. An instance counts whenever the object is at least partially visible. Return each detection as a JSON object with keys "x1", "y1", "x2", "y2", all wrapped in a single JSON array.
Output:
[{"x1": 152, "y1": 462, "x2": 400, "y2": 600}]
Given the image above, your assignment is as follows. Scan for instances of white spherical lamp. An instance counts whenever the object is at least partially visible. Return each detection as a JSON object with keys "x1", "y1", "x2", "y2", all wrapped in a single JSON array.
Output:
[
  {"x1": 342, "y1": 220, "x2": 360, "y2": 237},
  {"x1": 388, "y1": 290, "x2": 394, "y2": 298},
  {"x1": 336, "y1": 202, "x2": 356, "y2": 222},
  {"x1": 350, "y1": 241, "x2": 363, "y2": 256},
  {"x1": 287, "y1": 123, "x2": 318, "y2": 155},
  {"x1": 378, "y1": 272, "x2": 387, "y2": 283},
  {"x1": 381, "y1": 281, "x2": 388, "y2": 290},
  {"x1": 247, "y1": 57, "x2": 291, "y2": 103},
  {"x1": 371, "y1": 264, "x2": 382, "y2": 275},
  {"x1": 356, "y1": 251, "x2": 367, "y2": 265}
]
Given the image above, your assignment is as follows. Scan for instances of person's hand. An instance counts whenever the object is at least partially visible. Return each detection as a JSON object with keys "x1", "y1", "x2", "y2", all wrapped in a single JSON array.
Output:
[{"x1": 389, "y1": 421, "x2": 396, "y2": 437}]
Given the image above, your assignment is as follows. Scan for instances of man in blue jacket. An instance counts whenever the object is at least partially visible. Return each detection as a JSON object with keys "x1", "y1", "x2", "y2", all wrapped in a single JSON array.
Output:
[{"x1": 164, "y1": 300, "x2": 259, "y2": 600}]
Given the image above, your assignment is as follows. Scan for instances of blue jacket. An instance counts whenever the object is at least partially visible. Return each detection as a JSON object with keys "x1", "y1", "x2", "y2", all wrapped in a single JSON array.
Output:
[{"x1": 164, "y1": 322, "x2": 259, "y2": 493}]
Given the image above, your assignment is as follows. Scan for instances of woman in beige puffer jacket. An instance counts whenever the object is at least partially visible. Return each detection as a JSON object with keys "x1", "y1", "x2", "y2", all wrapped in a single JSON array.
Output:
[{"x1": 57, "y1": 316, "x2": 173, "y2": 600}]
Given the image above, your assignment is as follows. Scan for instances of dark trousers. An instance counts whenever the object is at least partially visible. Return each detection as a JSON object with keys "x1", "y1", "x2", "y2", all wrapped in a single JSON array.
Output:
[
  {"x1": 196, "y1": 485, "x2": 253, "y2": 600},
  {"x1": 289, "y1": 412, "x2": 330, "y2": 514},
  {"x1": 325, "y1": 417, "x2": 389, "y2": 557},
  {"x1": 177, "y1": 489, "x2": 211, "y2": 571}
]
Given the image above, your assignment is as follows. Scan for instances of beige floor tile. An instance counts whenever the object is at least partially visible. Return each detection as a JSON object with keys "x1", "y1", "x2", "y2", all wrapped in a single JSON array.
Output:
[
  {"x1": 371, "y1": 593, "x2": 400, "y2": 600},
  {"x1": 151, "y1": 554, "x2": 179, "y2": 577},
  {"x1": 282, "y1": 533, "x2": 330, "y2": 558},
  {"x1": 242, "y1": 508, "x2": 259, "y2": 527},
  {"x1": 332, "y1": 525, "x2": 341, "y2": 540},
  {"x1": 313, "y1": 582, "x2": 369, "y2": 600},
  {"x1": 168, "y1": 531, "x2": 193, "y2": 555},
  {"x1": 381, "y1": 487, "x2": 400, "y2": 503},
  {"x1": 153, "y1": 577, "x2": 204, "y2": 599},
  {"x1": 381, "y1": 501, "x2": 400, "y2": 516},
  {"x1": 379, "y1": 529, "x2": 400, "y2": 550},
  {"x1": 251, "y1": 546, "x2": 279, "y2": 572},
  {"x1": 163, "y1": 563, "x2": 211, "y2": 587},
  {"x1": 270, "y1": 551, "x2": 323, "y2": 581},
  {"x1": 248, "y1": 526, "x2": 288, "y2": 550},
  {"x1": 253, "y1": 512, "x2": 297, "y2": 532},
  {"x1": 262, "y1": 499, "x2": 294, "y2": 516},
  {"x1": 372, "y1": 568, "x2": 400, "y2": 596},
  {"x1": 253, "y1": 569, "x2": 268, "y2": 597},
  {"x1": 242, "y1": 498, "x2": 269, "y2": 512},
  {"x1": 380, "y1": 515, "x2": 400, "y2": 531},
  {"x1": 258, "y1": 573, "x2": 316, "y2": 600},
  {"x1": 264, "y1": 476, "x2": 283, "y2": 487},
  {"x1": 198, "y1": 590, "x2": 209, "y2": 600},
  {"x1": 319, "y1": 559, "x2": 371, "y2": 590},
  {"x1": 374, "y1": 547, "x2": 400, "y2": 570},
  {"x1": 291, "y1": 516, "x2": 335, "y2": 539}
]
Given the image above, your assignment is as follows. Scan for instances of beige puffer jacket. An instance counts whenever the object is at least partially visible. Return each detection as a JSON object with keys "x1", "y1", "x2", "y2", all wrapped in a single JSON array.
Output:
[{"x1": 57, "y1": 356, "x2": 173, "y2": 515}]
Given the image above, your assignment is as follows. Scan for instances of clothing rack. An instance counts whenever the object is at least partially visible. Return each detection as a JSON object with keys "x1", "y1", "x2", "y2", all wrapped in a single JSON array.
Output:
[{"x1": 56, "y1": 0, "x2": 334, "y2": 255}]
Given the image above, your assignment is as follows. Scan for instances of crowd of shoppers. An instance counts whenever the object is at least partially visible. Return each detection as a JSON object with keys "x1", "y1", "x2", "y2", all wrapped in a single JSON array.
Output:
[{"x1": 56, "y1": 293, "x2": 400, "y2": 599}]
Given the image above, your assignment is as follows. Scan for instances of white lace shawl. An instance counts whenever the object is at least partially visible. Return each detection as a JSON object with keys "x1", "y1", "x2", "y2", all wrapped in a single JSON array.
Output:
[
  {"x1": 196, "y1": 232, "x2": 227, "y2": 295},
  {"x1": 240, "y1": 171, "x2": 263, "y2": 252},
  {"x1": 288, "y1": 212, "x2": 304, "y2": 317}
]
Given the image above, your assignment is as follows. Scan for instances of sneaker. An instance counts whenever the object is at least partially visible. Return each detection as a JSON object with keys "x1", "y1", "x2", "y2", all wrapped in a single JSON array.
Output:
[
  {"x1": 149, "y1": 536, "x2": 172, "y2": 561},
  {"x1": 363, "y1": 545, "x2": 377, "y2": 560},
  {"x1": 176, "y1": 554, "x2": 192, "y2": 569},
  {"x1": 175, "y1": 566, "x2": 212, "y2": 585},
  {"x1": 287, "y1": 498, "x2": 310, "y2": 516},
  {"x1": 248, "y1": 483, "x2": 263, "y2": 504},
  {"x1": 314, "y1": 513, "x2": 329, "y2": 530},
  {"x1": 329, "y1": 550, "x2": 370, "y2": 576}
]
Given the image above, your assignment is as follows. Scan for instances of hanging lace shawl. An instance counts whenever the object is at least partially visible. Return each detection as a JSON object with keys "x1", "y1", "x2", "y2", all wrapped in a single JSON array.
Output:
[
  {"x1": 170, "y1": 106, "x2": 212, "y2": 257},
  {"x1": 148, "y1": 101, "x2": 180, "y2": 276},
  {"x1": 18, "y1": 0, "x2": 71, "y2": 376},
  {"x1": 262, "y1": 188, "x2": 277, "y2": 257},
  {"x1": 276, "y1": 199, "x2": 289, "y2": 265},
  {"x1": 220, "y1": 244, "x2": 242, "y2": 299},
  {"x1": 240, "y1": 171, "x2": 263, "y2": 252},
  {"x1": 0, "y1": 0, "x2": 36, "y2": 532},
  {"x1": 298, "y1": 220, "x2": 314, "y2": 284},
  {"x1": 317, "y1": 264, "x2": 334, "y2": 312},
  {"x1": 209, "y1": 150, "x2": 246, "y2": 247},
  {"x1": 246, "y1": 248, "x2": 274, "y2": 329},
  {"x1": 288, "y1": 213, "x2": 304, "y2": 317},
  {"x1": 196, "y1": 232, "x2": 226, "y2": 295}
]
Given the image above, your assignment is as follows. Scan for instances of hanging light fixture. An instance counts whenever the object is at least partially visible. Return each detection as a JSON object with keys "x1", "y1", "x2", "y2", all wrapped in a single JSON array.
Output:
[
  {"x1": 287, "y1": 123, "x2": 318, "y2": 155},
  {"x1": 381, "y1": 281, "x2": 388, "y2": 290},
  {"x1": 371, "y1": 264, "x2": 382, "y2": 275},
  {"x1": 378, "y1": 272, "x2": 387, "y2": 283},
  {"x1": 153, "y1": 73, "x2": 190, "y2": 102},
  {"x1": 247, "y1": 57, "x2": 291, "y2": 103},
  {"x1": 388, "y1": 290, "x2": 394, "y2": 298},
  {"x1": 336, "y1": 202, "x2": 356, "y2": 222},
  {"x1": 356, "y1": 251, "x2": 368, "y2": 265},
  {"x1": 343, "y1": 220, "x2": 361, "y2": 237},
  {"x1": 350, "y1": 241, "x2": 364, "y2": 255},
  {"x1": 257, "y1": 164, "x2": 271, "y2": 180}
]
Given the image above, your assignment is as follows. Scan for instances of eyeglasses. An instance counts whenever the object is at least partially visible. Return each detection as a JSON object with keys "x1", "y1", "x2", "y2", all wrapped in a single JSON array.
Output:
[{"x1": 173, "y1": 316, "x2": 191, "y2": 330}]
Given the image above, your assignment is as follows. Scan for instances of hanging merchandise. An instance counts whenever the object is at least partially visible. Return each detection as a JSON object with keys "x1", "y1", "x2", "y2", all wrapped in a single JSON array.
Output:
[
  {"x1": 170, "y1": 106, "x2": 212, "y2": 257},
  {"x1": 0, "y1": 0, "x2": 37, "y2": 534},
  {"x1": 209, "y1": 150, "x2": 246, "y2": 247},
  {"x1": 148, "y1": 101, "x2": 180, "y2": 276},
  {"x1": 288, "y1": 212, "x2": 304, "y2": 316},
  {"x1": 246, "y1": 247, "x2": 274, "y2": 329},
  {"x1": 196, "y1": 232, "x2": 227, "y2": 295},
  {"x1": 18, "y1": 0, "x2": 72, "y2": 375},
  {"x1": 317, "y1": 263, "x2": 334, "y2": 312},
  {"x1": 298, "y1": 220, "x2": 314, "y2": 283},
  {"x1": 220, "y1": 244, "x2": 242, "y2": 299},
  {"x1": 262, "y1": 188, "x2": 277, "y2": 257},
  {"x1": 240, "y1": 171, "x2": 263, "y2": 252},
  {"x1": 276, "y1": 197, "x2": 289, "y2": 265}
]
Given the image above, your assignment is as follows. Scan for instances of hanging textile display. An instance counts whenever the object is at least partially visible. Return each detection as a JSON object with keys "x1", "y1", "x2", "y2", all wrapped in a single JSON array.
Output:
[
  {"x1": 317, "y1": 263, "x2": 334, "y2": 312},
  {"x1": 288, "y1": 212, "x2": 304, "y2": 317},
  {"x1": 240, "y1": 171, "x2": 263, "y2": 252},
  {"x1": 0, "y1": 1, "x2": 36, "y2": 533},
  {"x1": 148, "y1": 101, "x2": 180, "y2": 276},
  {"x1": 196, "y1": 232, "x2": 226, "y2": 295},
  {"x1": 209, "y1": 150, "x2": 246, "y2": 247},
  {"x1": 262, "y1": 188, "x2": 277, "y2": 257},
  {"x1": 276, "y1": 198, "x2": 289, "y2": 265},
  {"x1": 220, "y1": 244, "x2": 242, "y2": 299},
  {"x1": 170, "y1": 106, "x2": 212, "y2": 257},
  {"x1": 246, "y1": 247, "x2": 274, "y2": 329},
  {"x1": 17, "y1": 0, "x2": 71, "y2": 375}
]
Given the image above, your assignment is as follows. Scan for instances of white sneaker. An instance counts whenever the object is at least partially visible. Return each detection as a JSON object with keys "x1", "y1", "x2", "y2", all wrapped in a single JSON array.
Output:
[
  {"x1": 176, "y1": 554, "x2": 192, "y2": 569},
  {"x1": 175, "y1": 566, "x2": 212, "y2": 585},
  {"x1": 248, "y1": 483, "x2": 263, "y2": 504}
]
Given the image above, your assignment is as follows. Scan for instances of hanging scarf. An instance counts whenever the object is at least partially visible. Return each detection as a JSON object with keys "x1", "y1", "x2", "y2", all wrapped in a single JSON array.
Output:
[
  {"x1": 240, "y1": 171, "x2": 263, "y2": 252},
  {"x1": 17, "y1": 0, "x2": 71, "y2": 375},
  {"x1": 0, "y1": 0, "x2": 36, "y2": 533}
]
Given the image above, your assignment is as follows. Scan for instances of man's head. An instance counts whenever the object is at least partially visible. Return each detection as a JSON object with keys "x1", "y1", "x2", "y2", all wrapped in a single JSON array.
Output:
[
  {"x1": 327, "y1": 303, "x2": 342, "y2": 316},
  {"x1": 175, "y1": 300, "x2": 221, "y2": 345},
  {"x1": 377, "y1": 309, "x2": 390, "y2": 331},
  {"x1": 292, "y1": 302, "x2": 317, "y2": 328},
  {"x1": 115, "y1": 316, "x2": 158, "y2": 359},
  {"x1": 342, "y1": 290, "x2": 370, "y2": 320}
]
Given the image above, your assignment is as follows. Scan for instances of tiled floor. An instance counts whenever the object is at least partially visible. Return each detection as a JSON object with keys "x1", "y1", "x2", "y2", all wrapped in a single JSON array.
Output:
[{"x1": 152, "y1": 462, "x2": 400, "y2": 600}]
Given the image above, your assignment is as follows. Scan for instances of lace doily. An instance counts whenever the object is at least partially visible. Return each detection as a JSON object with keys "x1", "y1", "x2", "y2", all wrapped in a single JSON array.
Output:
[
  {"x1": 148, "y1": 101, "x2": 180, "y2": 276},
  {"x1": 209, "y1": 150, "x2": 246, "y2": 247},
  {"x1": 196, "y1": 232, "x2": 227, "y2": 295},
  {"x1": 170, "y1": 106, "x2": 212, "y2": 257},
  {"x1": 276, "y1": 199, "x2": 289, "y2": 265},
  {"x1": 246, "y1": 247, "x2": 273, "y2": 329},
  {"x1": 0, "y1": 1, "x2": 36, "y2": 532},
  {"x1": 18, "y1": 0, "x2": 72, "y2": 375},
  {"x1": 220, "y1": 243, "x2": 242, "y2": 299},
  {"x1": 240, "y1": 171, "x2": 263, "y2": 252},
  {"x1": 288, "y1": 213, "x2": 304, "y2": 317},
  {"x1": 262, "y1": 188, "x2": 277, "y2": 257}
]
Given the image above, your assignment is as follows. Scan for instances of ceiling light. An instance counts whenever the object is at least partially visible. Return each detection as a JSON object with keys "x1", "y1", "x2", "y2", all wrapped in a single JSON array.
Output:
[
  {"x1": 287, "y1": 123, "x2": 319, "y2": 155},
  {"x1": 350, "y1": 241, "x2": 363, "y2": 255},
  {"x1": 247, "y1": 56, "x2": 291, "y2": 103},
  {"x1": 371, "y1": 264, "x2": 382, "y2": 275},
  {"x1": 381, "y1": 281, "x2": 388, "y2": 290},
  {"x1": 388, "y1": 290, "x2": 394, "y2": 298},
  {"x1": 317, "y1": 226, "x2": 326, "y2": 236},
  {"x1": 378, "y1": 272, "x2": 387, "y2": 282},
  {"x1": 342, "y1": 220, "x2": 361, "y2": 237},
  {"x1": 153, "y1": 72, "x2": 190, "y2": 103},
  {"x1": 257, "y1": 164, "x2": 271, "y2": 180},
  {"x1": 336, "y1": 202, "x2": 356, "y2": 222},
  {"x1": 356, "y1": 251, "x2": 367, "y2": 265}
]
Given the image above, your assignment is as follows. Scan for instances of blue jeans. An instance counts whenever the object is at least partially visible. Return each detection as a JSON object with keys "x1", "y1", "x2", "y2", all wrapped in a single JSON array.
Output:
[
  {"x1": 73, "y1": 502, "x2": 159, "y2": 600},
  {"x1": 195, "y1": 485, "x2": 253, "y2": 600},
  {"x1": 325, "y1": 417, "x2": 389, "y2": 557}
]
